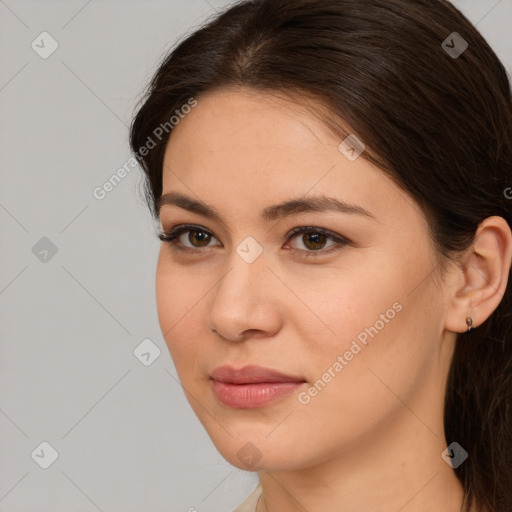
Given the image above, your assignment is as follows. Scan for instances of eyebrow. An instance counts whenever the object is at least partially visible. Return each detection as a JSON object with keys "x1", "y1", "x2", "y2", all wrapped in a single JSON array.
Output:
[{"x1": 156, "y1": 191, "x2": 376, "y2": 222}]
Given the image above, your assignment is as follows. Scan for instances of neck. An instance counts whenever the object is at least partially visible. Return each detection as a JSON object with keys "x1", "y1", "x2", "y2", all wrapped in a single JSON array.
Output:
[{"x1": 254, "y1": 412, "x2": 466, "y2": 512}]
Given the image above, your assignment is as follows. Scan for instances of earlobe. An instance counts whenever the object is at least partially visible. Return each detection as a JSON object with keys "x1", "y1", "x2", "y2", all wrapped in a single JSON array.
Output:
[{"x1": 444, "y1": 216, "x2": 512, "y2": 335}]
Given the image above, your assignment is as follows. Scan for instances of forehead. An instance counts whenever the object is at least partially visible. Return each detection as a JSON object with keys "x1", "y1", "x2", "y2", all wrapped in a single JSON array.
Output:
[
  {"x1": 160, "y1": 88, "x2": 423, "y2": 230},
  {"x1": 163, "y1": 88, "x2": 353, "y2": 185},
  {"x1": 167, "y1": 88, "x2": 338, "y2": 158}
]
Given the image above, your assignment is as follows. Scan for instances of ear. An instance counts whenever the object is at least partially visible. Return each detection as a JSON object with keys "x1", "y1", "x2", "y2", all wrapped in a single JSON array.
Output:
[{"x1": 445, "y1": 216, "x2": 512, "y2": 334}]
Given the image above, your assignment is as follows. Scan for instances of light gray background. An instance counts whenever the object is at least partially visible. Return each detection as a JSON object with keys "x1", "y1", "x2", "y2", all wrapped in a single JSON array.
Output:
[{"x1": 0, "y1": 1, "x2": 510, "y2": 511}]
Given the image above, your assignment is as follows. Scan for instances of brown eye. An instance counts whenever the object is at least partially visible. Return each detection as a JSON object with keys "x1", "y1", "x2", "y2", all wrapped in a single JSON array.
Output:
[
  {"x1": 288, "y1": 230, "x2": 336, "y2": 252},
  {"x1": 159, "y1": 224, "x2": 348, "y2": 257},
  {"x1": 284, "y1": 226, "x2": 350, "y2": 258},
  {"x1": 300, "y1": 232, "x2": 329, "y2": 250},
  {"x1": 185, "y1": 229, "x2": 212, "y2": 247},
  {"x1": 158, "y1": 225, "x2": 221, "y2": 251}
]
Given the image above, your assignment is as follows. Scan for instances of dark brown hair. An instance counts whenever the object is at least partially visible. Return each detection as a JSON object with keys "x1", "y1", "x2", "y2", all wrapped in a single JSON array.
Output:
[{"x1": 129, "y1": 1, "x2": 512, "y2": 510}]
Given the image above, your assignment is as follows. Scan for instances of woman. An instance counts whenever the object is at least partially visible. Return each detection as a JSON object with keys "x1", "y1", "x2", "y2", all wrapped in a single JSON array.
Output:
[{"x1": 129, "y1": 1, "x2": 512, "y2": 511}]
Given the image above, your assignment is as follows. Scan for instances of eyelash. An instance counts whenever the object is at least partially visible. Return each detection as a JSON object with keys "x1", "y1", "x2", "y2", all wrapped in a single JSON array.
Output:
[{"x1": 157, "y1": 224, "x2": 350, "y2": 258}]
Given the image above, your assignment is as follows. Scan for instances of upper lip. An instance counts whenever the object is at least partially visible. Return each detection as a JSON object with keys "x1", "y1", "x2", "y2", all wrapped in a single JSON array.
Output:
[{"x1": 210, "y1": 365, "x2": 306, "y2": 384}]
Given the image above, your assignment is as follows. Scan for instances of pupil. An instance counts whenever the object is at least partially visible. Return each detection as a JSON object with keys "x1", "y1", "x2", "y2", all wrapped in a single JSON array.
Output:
[
  {"x1": 190, "y1": 230, "x2": 210, "y2": 247},
  {"x1": 305, "y1": 233, "x2": 326, "y2": 250}
]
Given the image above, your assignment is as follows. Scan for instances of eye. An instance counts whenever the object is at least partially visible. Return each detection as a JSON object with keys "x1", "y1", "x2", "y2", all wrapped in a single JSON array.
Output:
[
  {"x1": 284, "y1": 226, "x2": 349, "y2": 257},
  {"x1": 157, "y1": 224, "x2": 350, "y2": 257},
  {"x1": 158, "y1": 224, "x2": 221, "y2": 252}
]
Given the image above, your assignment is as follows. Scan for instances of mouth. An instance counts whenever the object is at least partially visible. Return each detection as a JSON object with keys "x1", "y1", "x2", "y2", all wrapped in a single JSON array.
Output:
[
  {"x1": 210, "y1": 364, "x2": 306, "y2": 384},
  {"x1": 210, "y1": 365, "x2": 307, "y2": 409}
]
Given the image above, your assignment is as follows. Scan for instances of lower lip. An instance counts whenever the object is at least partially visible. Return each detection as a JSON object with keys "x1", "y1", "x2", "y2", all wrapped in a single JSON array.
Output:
[{"x1": 211, "y1": 379, "x2": 305, "y2": 409}]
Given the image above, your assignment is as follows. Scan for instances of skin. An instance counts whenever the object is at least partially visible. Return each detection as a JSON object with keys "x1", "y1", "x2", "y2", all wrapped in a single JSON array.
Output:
[{"x1": 155, "y1": 87, "x2": 512, "y2": 512}]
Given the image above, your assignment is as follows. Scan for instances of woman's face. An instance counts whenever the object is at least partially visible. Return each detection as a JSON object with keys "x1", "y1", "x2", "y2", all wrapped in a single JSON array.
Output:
[{"x1": 156, "y1": 88, "x2": 455, "y2": 471}]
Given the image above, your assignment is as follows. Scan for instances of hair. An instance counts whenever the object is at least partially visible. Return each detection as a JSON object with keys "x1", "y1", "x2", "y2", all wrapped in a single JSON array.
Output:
[{"x1": 129, "y1": 1, "x2": 512, "y2": 510}]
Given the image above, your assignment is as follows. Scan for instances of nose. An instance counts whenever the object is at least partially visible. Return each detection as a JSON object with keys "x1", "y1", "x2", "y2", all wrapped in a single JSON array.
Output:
[{"x1": 208, "y1": 246, "x2": 283, "y2": 342}]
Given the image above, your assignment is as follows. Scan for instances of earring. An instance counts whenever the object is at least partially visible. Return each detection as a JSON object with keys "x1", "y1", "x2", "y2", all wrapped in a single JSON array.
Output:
[{"x1": 465, "y1": 317, "x2": 473, "y2": 333}]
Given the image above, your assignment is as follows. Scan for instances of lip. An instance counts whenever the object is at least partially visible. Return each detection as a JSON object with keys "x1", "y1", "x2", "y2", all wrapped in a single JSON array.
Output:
[
  {"x1": 210, "y1": 365, "x2": 307, "y2": 409},
  {"x1": 210, "y1": 364, "x2": 306, "y2": 384}
]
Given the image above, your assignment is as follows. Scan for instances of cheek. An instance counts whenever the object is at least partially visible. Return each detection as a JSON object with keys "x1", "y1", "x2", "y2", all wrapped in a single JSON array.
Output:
[
  {"x1": 155, "y1": 256, "x2": 206, "y2": 366},
  {"x1": 306, "y1": 242, "x2": 433, "y2": 349},
  {"x1": 287, "y1": 259, "x2": 406, "y2": 355},
  {"x1": 289, "y1": 255, "x2": 436, "y2": 402}
]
